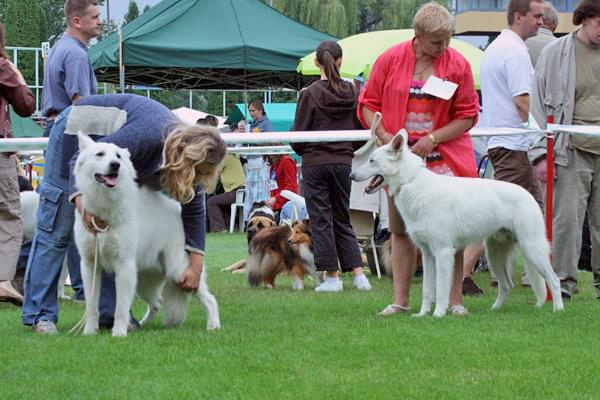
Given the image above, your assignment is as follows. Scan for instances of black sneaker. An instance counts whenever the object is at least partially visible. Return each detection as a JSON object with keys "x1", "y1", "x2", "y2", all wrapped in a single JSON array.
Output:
[{"x1": 462, "y1": 276, "x2": 483, "y2": 296}]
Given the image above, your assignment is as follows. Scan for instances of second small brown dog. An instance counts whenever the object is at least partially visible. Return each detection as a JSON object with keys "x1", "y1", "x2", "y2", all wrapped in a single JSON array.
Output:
[{"x1": 246, "y1": 219, "x2": 316, "y2": 290}]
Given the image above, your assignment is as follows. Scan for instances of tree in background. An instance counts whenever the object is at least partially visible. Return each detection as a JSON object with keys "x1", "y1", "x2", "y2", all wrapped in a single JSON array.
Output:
[
  {"x1": 271, "y1": 0, "x2": 350, "y2": 38},
  {"x1": 3, "y1": 0, "x2": 44, "y2": 83},
  {"x1": 124, "y1": 0, "x2": 140, "y2": 25},
  {"x1": 38, "y1": 0, "x2": 66, "y2": 45},
  {"x1": 269, "y1": 0, "x2": 437, "y2": 36}
]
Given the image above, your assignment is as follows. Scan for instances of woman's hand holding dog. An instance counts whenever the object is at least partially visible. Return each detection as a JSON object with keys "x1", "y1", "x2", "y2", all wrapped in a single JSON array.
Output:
[
  {"x1": 74, "y1": 195, "x2": 108, "y2": 234},
  {"x1": 177, "y1": 252, "x2": 203, "y2": 292},
  {"x1": 410, "y1": 135, "x2": 436, "y2": 159}
]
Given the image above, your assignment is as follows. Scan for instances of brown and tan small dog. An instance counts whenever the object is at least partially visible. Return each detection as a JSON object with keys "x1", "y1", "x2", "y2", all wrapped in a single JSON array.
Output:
[
  {"x1": 221, "y1": 202, "x2": 277, "y2": 273},
  {"x1": 246, "y1": 219, "x2": 316, "y2": 290}
]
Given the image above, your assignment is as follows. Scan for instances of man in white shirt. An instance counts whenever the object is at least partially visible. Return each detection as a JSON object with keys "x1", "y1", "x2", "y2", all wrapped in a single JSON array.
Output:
[{"x1": 480, "y1": 0, "x2": 544, "y2": 207}]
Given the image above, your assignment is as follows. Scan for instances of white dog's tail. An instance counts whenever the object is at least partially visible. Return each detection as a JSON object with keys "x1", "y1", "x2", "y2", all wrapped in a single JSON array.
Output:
[{"x1": 162, "y1": 281, "x2": 190, "y2": 327}]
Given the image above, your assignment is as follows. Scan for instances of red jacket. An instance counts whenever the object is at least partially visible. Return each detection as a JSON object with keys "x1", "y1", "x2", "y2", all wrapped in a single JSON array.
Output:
[
  {"x1": 0, "y1": 58, "x2": 35, "y2": 139},
  {"x1": 269, "y1": 155, "x2": 298, "y2": 211},
  {"x1": 358, "y1": 39, "x2": 479, "y2": 178}
]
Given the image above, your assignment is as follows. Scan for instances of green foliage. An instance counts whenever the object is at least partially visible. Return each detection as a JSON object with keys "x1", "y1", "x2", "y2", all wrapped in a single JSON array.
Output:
[
  {"x1": 357, "y1": 0, "x2": 433, "y2": 32},
  {"x1": 98, "y1": 19, "x2": 118, "y2": 41},
  {"x1": 271, "y1": 0, "x2": 348, "y2": 37},
  {"x1": 4, "y1": 0, "x2": 44, "y2": 83},
  {"x1": 124, "y1": 0, "x2": 140, "y2": 25},
  {"x1": 2, "y1": 233, "x2": 600, "y2": 399},
  {"x1": 38, "y1": 0, "x2": 65, "y2": 44}
]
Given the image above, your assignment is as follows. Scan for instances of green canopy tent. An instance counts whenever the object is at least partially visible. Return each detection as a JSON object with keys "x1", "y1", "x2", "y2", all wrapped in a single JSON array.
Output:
[
  {"x1": 89, "y1": 0, "x2": 335, "y2": 90},
  {"x1": 297, "y1": 29, "x2": 484, "y2": 89},
  {"x1": 9, "y1": 107, "x2": 43, "y2": 138}
]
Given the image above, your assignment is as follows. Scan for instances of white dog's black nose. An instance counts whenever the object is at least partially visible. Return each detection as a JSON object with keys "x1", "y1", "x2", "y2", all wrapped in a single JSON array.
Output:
[{"x1": 109, "y1": 161, "x2": 120, "y2": 173}]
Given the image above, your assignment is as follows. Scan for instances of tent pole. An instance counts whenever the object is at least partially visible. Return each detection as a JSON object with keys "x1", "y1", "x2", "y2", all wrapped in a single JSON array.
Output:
[
  {"x1": 222, "y1": 91, "x2": 226, "y2": 117},
  {"x1": 119, "y1": 26, "x2": 125, "y2": 93}
]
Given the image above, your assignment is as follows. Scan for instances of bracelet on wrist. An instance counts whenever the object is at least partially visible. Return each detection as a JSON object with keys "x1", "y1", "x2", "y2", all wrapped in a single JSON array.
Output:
[{"x1": 428, "y1": 133, "x2": 439, "y2": 147}]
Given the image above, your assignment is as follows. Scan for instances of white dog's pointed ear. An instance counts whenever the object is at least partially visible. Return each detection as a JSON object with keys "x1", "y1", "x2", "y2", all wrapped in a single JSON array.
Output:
[
  {"x1": 77, "y1": 132, "x2": 94, "y2": 150},
  {"x1": 370, "y1": 112, "x2": 382, "y2": 140},
  {"x1": 391, "y1": 130, "x2": 406, "y2": 154}
]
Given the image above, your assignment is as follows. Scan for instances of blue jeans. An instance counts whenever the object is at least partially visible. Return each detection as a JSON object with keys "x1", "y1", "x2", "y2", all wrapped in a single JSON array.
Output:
[{"x1": 22, "y1": 109, "x2": 118, "y2": 325}]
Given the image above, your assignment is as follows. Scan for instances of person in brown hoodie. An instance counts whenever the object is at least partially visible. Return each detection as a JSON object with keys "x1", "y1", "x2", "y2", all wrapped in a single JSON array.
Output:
[
  {"x1": 0, "y1": 21, "x2": 36, "y2": 306},
  {"x1": 291, "y1": 40, "x2": 371, "y2": 292}
]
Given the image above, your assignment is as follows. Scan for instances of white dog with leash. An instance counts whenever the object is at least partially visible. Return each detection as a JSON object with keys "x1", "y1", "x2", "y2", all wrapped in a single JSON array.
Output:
[
  {"x1": 73, "y1": 133, "x2": 220, "y2": 336},
  {"x1": 351, "y1": 126, "x2": 564, "y2": 317}
]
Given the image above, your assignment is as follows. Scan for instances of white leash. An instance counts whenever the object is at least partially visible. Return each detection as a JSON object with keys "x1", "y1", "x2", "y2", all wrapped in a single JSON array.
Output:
[{"x1": 68, "y1": 215, "x2": 108, "y2": 335}]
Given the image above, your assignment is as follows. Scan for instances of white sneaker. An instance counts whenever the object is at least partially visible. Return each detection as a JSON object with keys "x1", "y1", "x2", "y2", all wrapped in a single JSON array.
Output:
[
  {"x1": 353, "y1": 274, "x2": 372, "y2": 291},
  {"x1": 314, "y1": 278, "x2": 343, "y2": 292}
]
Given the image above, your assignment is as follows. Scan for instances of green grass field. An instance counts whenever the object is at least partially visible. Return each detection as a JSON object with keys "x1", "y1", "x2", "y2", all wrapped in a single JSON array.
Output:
[{"x1": 2, "y1": 232, "x2": 599, "y2": 399}]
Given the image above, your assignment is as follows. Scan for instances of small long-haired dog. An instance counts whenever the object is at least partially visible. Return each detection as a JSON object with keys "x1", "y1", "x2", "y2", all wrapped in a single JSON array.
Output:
[
  {"x1": 246, "y1": 219, "x2": 316, "y2": 290},
  {"x1": 221, "y1": 202, "x2": 277, "y2": 273}
]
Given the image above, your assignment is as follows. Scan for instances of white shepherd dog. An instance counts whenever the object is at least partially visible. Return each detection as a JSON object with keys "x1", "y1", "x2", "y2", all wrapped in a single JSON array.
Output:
[
  {"x1": 350, "y1": 129, "x2": 564, "y2": 317},
  {"x1": 73, "y1": 133, "x2": 220, "y2": 337}
]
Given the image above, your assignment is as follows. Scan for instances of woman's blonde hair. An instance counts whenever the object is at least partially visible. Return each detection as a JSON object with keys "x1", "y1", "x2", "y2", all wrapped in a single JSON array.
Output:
[
  {"x1": 161, "y1": 123, "x2": 227, "y2": 204},
  {"x1": 413, "y1": 2, "x2": 453, "y2": 37}
]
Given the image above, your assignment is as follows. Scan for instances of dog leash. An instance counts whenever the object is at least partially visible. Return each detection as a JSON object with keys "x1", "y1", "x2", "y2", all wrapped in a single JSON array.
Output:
[{"x1": 68, "y1": 218, "x2": 108, "y2": 335}]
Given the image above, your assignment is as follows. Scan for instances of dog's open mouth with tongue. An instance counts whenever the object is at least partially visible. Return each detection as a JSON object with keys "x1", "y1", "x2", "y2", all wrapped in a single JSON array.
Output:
[
  {"x1": 95, "y1": 173, "x2": 119, "y2": 188},
  {"x1": 365, "y1": 175, "x2": 384, "y2": 194}
]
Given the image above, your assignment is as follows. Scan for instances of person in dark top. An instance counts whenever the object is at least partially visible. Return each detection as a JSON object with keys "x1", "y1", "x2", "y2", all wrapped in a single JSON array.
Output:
[
  {"x1": 22, "y1": 94, "x2": 226, "y2": 334},
  {"x1": 291, "y1": 40, "x2": 371, "y2": 292}
]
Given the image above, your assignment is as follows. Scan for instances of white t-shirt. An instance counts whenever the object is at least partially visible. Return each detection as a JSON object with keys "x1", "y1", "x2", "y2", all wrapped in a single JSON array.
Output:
[{"x1": 480, "y1": 29, "x2": 534, "y2": 151}]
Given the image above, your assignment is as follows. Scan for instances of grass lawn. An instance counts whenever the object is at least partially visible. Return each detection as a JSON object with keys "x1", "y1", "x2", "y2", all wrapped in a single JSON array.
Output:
[{"x1": 2, "y1": 232, "x2": 599, "y2": 399}]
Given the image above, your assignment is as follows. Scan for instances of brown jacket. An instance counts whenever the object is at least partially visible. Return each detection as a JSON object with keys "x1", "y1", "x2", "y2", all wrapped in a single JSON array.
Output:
[
  {"x1": 1, "y1": 58, "x2": 35, "y2": 139},
  {"x1": 291, "y1": 79, "x2": 364, "y2": 166}
]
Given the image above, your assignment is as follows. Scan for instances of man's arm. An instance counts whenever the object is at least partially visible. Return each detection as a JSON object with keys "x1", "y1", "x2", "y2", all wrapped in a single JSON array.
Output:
[{"x1": 514, "y1": 93, "x2": 530, "y2": 123}]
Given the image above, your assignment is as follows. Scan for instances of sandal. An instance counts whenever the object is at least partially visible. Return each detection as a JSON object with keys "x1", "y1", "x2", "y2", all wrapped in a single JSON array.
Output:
[
  {"x1": 377, "y1": 304, "x2": 411, "y2": 316},
  {"x1": 449, "y1": 304, "x2": 469, "y2": 316}
]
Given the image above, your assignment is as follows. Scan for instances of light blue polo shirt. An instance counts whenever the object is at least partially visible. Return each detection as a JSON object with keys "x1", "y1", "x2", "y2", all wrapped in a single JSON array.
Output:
[{"x1": 41, "y1": 33, "x2": 97, "y2": 117}]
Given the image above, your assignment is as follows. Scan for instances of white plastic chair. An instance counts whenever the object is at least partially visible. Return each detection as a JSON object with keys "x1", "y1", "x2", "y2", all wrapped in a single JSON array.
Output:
[{"x1": 229, "y1": 188, "x2": 245, "y2": 233}]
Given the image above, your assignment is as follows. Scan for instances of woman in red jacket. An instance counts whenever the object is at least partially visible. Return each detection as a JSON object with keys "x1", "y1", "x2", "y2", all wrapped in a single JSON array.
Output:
[
  {"x1": 358, "y1": 3, "x2": 480, "y2": 315},
  {"x1": 291, "y1": 40, "x2": 371, "y2": 292},
  {"x1": 0, "y1": 22, "x2": 36, "y2": 306}
]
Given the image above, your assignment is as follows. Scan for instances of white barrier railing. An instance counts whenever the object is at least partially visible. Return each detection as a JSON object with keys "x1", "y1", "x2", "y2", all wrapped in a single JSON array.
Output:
[{"x1": 0, "y1": 127, "x2": 543, "y2": 153}]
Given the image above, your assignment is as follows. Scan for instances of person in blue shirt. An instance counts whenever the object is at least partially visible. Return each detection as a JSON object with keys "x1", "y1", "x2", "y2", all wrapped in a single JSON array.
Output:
[{"x1": 248, "y1": 98, "x2": 274, "y2": 133}]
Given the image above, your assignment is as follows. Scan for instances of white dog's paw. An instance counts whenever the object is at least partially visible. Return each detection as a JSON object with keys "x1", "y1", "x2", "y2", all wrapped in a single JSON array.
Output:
[
  {"x1": 490, "y1": 302, "x2": 502, "y2": 310},
  {"x1": 206, "y1": 320, "x2": 221, "y2": 330},
  {"x1": 111, "y1": 326, "x2": 128, "y2": 337},
  {"x1": 83, "y1": 325, "x2": 98, "y2": 335},
  {"x1": 433, "y1": 308, "x2": 447, "y2": 318},
  {"x1": 292, "y1": 280, "x2": 304, "y2": 290},
  {"x1": 412, "y1": 311, "x2": 429, "y2": 318}
]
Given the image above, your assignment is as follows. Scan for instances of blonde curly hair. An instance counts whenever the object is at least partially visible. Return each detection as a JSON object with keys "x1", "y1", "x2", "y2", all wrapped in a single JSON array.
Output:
[{"x1": 161, "y1": 124, "x2": 227, "y2": 204}]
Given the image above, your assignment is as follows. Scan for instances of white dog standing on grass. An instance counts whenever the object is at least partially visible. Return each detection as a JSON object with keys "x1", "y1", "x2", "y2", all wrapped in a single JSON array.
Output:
[
  {"x1": 351, "y1": 130, "x2": 564, "y2": 317},
  {"x1": 73, "y1": 133, "x2": 220, "y2": 337}
]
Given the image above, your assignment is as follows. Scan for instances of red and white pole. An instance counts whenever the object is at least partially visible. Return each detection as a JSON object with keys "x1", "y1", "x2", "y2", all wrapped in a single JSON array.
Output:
[{"x1": 545, "y1": 115, "x2": 555, "y2": 302}]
